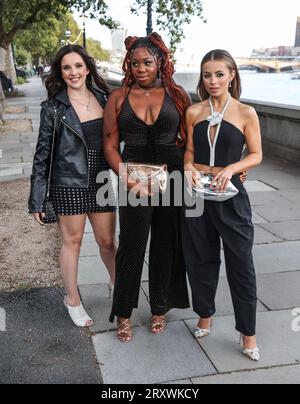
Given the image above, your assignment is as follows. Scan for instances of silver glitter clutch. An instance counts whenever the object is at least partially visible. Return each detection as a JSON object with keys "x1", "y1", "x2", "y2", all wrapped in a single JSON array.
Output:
[
  {"x1": 126, "y1": 163, "x2": 168, "y2": 193},
  {"x1": 192, "y1": 174, "x2": 239, "y2": 202}
]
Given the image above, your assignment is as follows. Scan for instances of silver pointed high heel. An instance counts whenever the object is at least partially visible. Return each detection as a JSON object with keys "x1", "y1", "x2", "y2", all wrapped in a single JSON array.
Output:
[
  {"x1": 240, "y1": 334, "x2": 260, "y2": 362},
  {"x1": 195, "y1": 318, "x2": 213, "y2": 339}
]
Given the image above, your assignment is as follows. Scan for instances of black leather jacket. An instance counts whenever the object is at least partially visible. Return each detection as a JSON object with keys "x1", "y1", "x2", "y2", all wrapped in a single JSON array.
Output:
[{"x1": 28, "y1": 86, "x2": 107, "y2": 213}]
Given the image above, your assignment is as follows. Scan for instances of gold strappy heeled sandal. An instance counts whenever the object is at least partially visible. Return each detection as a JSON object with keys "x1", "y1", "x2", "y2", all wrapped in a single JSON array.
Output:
[
  {"x1": 117, "y1": 318, "x2": 133, "y2": 343},
  {"x1": 151, "y1": 315, "x2": 167, "y2": 335}
]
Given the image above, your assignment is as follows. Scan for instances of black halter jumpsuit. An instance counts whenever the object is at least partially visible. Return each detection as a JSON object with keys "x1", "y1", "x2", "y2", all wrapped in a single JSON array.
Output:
[
  {"x1": 182, "y1": 119, "x2": 257, "y2": 337},
  {"x1": 109, "y1": 91, "x2": 190, "y2": 322}
]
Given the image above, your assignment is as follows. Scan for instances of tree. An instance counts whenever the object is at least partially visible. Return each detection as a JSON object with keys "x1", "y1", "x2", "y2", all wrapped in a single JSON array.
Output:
[
  {"x1": 131, "y1": 0, "x2": 206, "y2": 53},
  {"x1": 0, "y1": 0, "x2": 118, "y2": 50},
  {"x1": 0, "y1": 1, "x2": 118, "y2": 118},
  {"x1": 87, "y1": 38, "x2": 110, "y2": 62},
  {"x1": 14, "y1": 48, "x2": 30, "y2": 68},
  {"x1": 15, "y1": 17, "x2": 63, "y2": 65},
  {"x1": 15, "y1": 12, "x2": 82, "y2": 65}
]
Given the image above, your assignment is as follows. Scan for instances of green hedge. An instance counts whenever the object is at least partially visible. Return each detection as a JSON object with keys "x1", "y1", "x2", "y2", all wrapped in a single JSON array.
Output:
[{"x1": 16, "y1": 77, "x2": 26, "y2": 85}]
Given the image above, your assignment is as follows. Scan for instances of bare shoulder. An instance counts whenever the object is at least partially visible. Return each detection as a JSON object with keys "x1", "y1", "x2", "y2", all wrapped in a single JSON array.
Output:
[
  {"x1": 186, "y1": 100, "x2": 208, "y2": 120},
  {"x1": 238, "y1": 101, "x2": 258, "y2": 121},
  {"x1": 106, "y1": 87, "x2": 127, "y2": 113},
  {"x1": 108, "y1": 87, "x2": 126, "y2": 101},
  {"x1": 177, "y1": 85, "x2": 190, "y2": 98},
  {"x1": 177, "y1": 85, "x2": 192, "y2": 106}
]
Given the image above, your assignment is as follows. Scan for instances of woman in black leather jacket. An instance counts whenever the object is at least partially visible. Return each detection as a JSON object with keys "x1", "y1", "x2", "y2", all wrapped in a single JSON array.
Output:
[{"x1": 28, "y1": 45, "x2": 117, "y2": 327}]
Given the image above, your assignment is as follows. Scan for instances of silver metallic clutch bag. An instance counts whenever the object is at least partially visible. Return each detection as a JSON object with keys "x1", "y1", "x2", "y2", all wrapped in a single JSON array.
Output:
[
  {"x1": 192, "y1": 174, "x2": 239, "y2": 202},
  {"x1": 126, "y1": 163, "x2": 168, "y2": 193}
]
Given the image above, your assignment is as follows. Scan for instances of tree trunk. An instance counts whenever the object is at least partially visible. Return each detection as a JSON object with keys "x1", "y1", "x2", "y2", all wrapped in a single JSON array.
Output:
[
  {"x1": 5, "y1": 45, "x2": 17, "y2": 84},
  {"x1": 0, "y1": 49, "x2": 6, "y2": 121},
  {"x1": 0, "y1": 81, "x2": 5, "y2": 121}
]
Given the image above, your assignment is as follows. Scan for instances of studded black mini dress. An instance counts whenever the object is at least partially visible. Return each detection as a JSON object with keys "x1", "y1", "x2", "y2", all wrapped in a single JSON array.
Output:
[{"x1": 50, "y1": 118, "x2": 116, "y2": 216}]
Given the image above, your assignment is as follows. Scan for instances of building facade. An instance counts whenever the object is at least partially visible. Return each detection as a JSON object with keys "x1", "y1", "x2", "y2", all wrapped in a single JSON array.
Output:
[{"x1": 295, "y1": 17, "x2": 300, "y2": 48}]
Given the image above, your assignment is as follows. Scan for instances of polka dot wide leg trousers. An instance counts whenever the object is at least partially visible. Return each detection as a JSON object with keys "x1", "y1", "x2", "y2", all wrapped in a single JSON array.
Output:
[{"x1": 109, "y1": 202, "x2": 190, "y2": 323}]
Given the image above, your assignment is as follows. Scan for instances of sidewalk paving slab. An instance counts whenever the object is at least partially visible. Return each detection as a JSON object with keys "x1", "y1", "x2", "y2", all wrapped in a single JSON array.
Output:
[
  {"x1": 249, "y1": 170, "x2": 300, "y2": 191},
  {"x1": 248, "y1": 191, "x2": 292, "y2": 207},
  {"x1": 257, "y1": 271, "x2": 300, "y2": 310},
  {"x1": 219, "y1": 241, "x2": 300, "y2": 276},
  {"x1": 78, "y1": 256, "x2": 110, "y2": 285},
  {"x1": 162, "y1": 379, "x2": 193, "y2": 384},
  {"x1": 244, "y1": 180, "x2": 276, "y2": 193},
  {"x1": 254, "y1": 225, "x2": 282, "y2": 244},
  {"x1": 254, "y1": 203, "x2": 300, "y2": 222},
  {"x1": 283, "y1": 189, "x2": 300, "y2": 203},
  {"x1": 252, "y1": 212, "x2": 268, "y2": 225},
  {"x1": 92, "y1": 321, "x2": 217, "y2": 384},
  {"x1": 252, "y1": 241, "x2": 300, "y2": 274},
  {"x1": 191, "y1": 364, "x2": 300, "y2": 384},
  {"x1": 185, "y1": 310, "x2": 300, "y2": 374},
  {"x1": 79, "y1": 284, "x2": 154, "y2": 333},
  {"x1": 80, "y1": 241, "x2": 100, "y2": 257},
  {"x1": 259, "y1": 220, "x2": 300, "y2": 241}
]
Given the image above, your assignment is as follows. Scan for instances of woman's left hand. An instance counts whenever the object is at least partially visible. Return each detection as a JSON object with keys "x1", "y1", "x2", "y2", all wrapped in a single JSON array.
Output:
[
  {"x1": 240, "y1": 171, "x2": 248, "y2": 183},
  {"x1": 211, "y1": 166, "x2": 235, "y2": 192}
]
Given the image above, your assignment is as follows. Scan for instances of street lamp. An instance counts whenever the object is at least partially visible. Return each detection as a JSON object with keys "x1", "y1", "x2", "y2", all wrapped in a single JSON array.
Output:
[
  {"x1": 146, "y1": 0, "x2": 153, "y2": 35},
  {"x1": 65, "y1": 30, "x2": 72, "y2": 45},
  {"x1": 81, "y1": 14, "x2": 87, "y2": 49}
]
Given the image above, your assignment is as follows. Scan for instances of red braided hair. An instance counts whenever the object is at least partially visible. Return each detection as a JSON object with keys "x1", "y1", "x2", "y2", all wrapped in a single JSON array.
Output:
[{"x1": 122, "y1": 33, "x2": 188, "y2": 146}]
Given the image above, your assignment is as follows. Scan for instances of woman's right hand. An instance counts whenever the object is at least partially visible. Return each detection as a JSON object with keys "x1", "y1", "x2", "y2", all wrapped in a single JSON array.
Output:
[
  {"x1": 127, "y1": 178, "x2": 154, "y2": 197},
  {"x1": 184, "y1": 163, "x2": 202, "y2": 189},
  {"x1": 120, "y1": 164, "x2": 153, "y2": 197},
  {"x1": 32, "y1": 212, "x2": 45, "y2": 226}
]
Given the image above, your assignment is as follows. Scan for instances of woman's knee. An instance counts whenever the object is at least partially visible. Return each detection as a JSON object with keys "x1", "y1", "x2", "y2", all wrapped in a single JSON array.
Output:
[
  {"x1": 63, "y1": 234, "x2": 83, "y2": 249},
  {"x1": 98, "y1": 238, "x2": 116, "y2": 252}
]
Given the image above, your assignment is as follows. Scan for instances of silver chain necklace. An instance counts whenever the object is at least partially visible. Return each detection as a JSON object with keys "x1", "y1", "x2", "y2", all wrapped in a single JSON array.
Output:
[
  {"x1": 135, "y1": 84, "x2": 159, "y2": 96},
  {"x1": 69, "y1": 92, "x2": 91, "y2": 111}
]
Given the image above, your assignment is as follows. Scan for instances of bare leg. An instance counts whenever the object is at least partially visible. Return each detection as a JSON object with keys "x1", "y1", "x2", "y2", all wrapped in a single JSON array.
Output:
[
  {"x1": 241, "y1": 335, "x2": 258, "y2": 350},
  {"x1": 197, "y1": 317, "x2": 212, "y2": 330},
  {"x1": 88, "y1": 212, "x2": 117, "y2": 284},
  {"x1": 58, "y1": 214, "x2": 87, "y2": 307}
]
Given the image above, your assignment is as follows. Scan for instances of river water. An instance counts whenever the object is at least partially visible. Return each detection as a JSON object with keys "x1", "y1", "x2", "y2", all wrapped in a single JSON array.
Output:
[{"x1": 174, "y1": 71, "x2": 300, "y2": 107}]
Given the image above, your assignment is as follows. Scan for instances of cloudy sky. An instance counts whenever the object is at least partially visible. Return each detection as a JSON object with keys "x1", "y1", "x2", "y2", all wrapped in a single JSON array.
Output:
[{"x1": 75, "y1": 0, "x2": 300, "y2": 57}]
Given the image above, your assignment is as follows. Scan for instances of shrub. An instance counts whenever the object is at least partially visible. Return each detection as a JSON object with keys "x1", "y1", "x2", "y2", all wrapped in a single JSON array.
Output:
[{"x1": 16, "y1": 77, "x2": 26, "y2": 85}]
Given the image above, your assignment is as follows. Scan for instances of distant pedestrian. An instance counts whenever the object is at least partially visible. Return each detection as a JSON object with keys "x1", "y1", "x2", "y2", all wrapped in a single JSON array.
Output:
[
  {"x1": 29, "y1": 45, "x2": 117, "y2": 328},
  {"x1": 0, "y1": 70, "x2": 14, "y2": 92},
  {"x1": 38, "y1": 65, "x2": 44, "y2": 78},
  {"x1": 182, "y1": 49, "x2": 263, "y2": 361}
]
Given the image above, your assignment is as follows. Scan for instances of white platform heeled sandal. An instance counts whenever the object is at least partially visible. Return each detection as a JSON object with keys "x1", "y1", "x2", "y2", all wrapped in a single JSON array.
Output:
[
  {"x1": 240, "y1": 334, "x2": 260, "y2": 362},
  {"x1": 64, "y1": 298, "x2": 94, "y2": 328}
]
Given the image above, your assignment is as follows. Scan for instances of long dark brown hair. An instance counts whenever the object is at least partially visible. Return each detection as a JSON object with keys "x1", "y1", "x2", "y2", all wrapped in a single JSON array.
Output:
[
  {"x1": 197, "y1": 49, "x2": 242, "y2": 101},
  {"x1": 45, "y1": 45, "x2": 109, "y2": 99},
  {"x1": 122, "y1": 33, "x2": 188, "y2": 145}
]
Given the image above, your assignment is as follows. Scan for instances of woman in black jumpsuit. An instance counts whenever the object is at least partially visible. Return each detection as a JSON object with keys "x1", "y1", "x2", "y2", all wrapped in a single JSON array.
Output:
[
  {"x1": 104, "y1": 33, "x2": 191, "y2": 342},
  {"x1": 182, "y1": 50, "x2": 263, "y2": 361}
]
